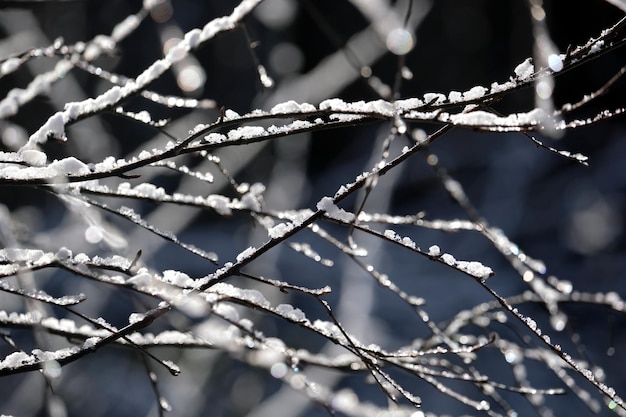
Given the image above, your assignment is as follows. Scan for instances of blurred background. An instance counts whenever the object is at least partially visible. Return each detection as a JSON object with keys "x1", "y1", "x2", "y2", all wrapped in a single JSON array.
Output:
[{"x1": 0, "y1": 0, "x2": 625, "y2": 416}]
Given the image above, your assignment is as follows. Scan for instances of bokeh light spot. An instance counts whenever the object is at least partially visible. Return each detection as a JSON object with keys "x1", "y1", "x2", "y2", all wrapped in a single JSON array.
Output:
[{"x1": 386, "y1": 28, "x2": 415, "y2": 55}]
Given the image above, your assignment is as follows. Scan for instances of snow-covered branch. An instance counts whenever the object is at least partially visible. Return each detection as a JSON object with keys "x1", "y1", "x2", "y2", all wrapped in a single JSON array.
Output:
[{"x1": 1, "y1": 1, "x2": 625, "y2": 416}]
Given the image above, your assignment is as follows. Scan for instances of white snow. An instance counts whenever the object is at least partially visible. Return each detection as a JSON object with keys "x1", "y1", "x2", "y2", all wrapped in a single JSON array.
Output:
[
  {"x1": 127, "y1": 271, "x2": 153, "y2": 287},
  {"x1": 428, "y1": 245, "x2": 440, "y2": 257},
  {"x1": 445, "y1": 108, "x2": 546, "y2": 128},
  {"x1": 206, "y1": 195, "x2": 232, "y2": 215},
  {"x1": 250, "y1": 338, "x2": 285, "y2": 368},
  {"x1": 440, "y1": 253, "x2": 456, "y2": 266},
  {"x1": 0, "y1": 151, "x2": 23, "y2": 163},
  {"x1": 395, "y1": 98, "x2": 423, "y2": 112},
  {"x1": 271, "y1": 100, "x2": 302, "y2": 114},
  {"x1": 0, "y1": 336, "x2": 102, "y2": 371},
  {"x1": 270, "y1": 100, "x2": 316, "y2": 114},
  {"x1": 446, "y1": 111, "x2": 498, "y2": 126},
  {"x1": 275, "y1": 304, "x2": 307, "y2": 322},
  {"x1": 299, "y1": 102, "x2": 316, "y2": 112},
  {"x1": 383, "y1": 229, "x2": 416, "y2": 249},
  {"x1": 73, "y1": 253, "x2": 90, "y2": 263},
  {"x1": 283, "y1": 208, "x2": 314, "y2": 226},
  {"x1": 133, "y1": 183, "x2": 166, "y2": 199},
  {"x1": 455, "y1": 261, "x2": 494, "y2": 279},
  {"x1": 384, "y1": 229, "x2": 398, "y2": 240},
  {"x1": 223, "y1": 109, "x2": 240, "y2": 120},
  {"x1": 162, "y1": 270, "x2": 195, "y2": 287},
  {"x1": 20, "y1": 149, "x2": 47, "y2": 166},
  {"x1": 514, "y1": 58, "x2": 534, "y2": 80},
  {"x1": 463, "y1": 86, "x2": 487, "y2": 101},
  {"x1": 317, "y1": 197, "x2": 355, "y2": 222},
  {"x1": 423, "y1": 93, "x2": 446, "y2": 105},
  {"x1": 267, "y1": 119, "x2": 317, "y2": 135},
  {"x1": 0, "y1": 351, "x2": 34, "y2": 369},
  {"x1": 312, "y1": 320, "x2": 348, "y2": 344},
  {"x1": 429, "y1": 245, "x2": 494, "y2": 279},
  {"x1": 49, "y1": 157, "x2": 91, "y2": 176},
  {"x1": 210, "y1": 282, "x2": 271, "y2": 308},
  {"x1": 236, "y1": 246, "x2": 256, "y2": 263},
  {"x1": 0, "y1": 248, "x2": 46, "y2": 263},
  {"x1": 190, "y1": 123, "x2": 208, "y2": 135},
  {"x1": 1, "y1": 60, "x2": 72, "y2": 120},
  {"x1": 29, "y1": 112, "x2": 66, "y2": 145},
  {"x1": 515, "y1": 108, "x2": 547, "y2": 125},
  {"x1": 55, "y1": 247, "x2": 72, "y2": 260},
  {"x1": 129, "y1": 312, "x2": 145, "y2": 324},
  {"x1": 0, "y1": 310, "x2": 43, "y2": 325},
  {"x1": 288, "y1": 120, "x2": 314, "y2": 130},
  {"x1": 21, "y1": 1, "x2": 260, "y2": 150},
  {"x1": 227, "y1": 125, "x2": 266, "y2": 141},
  {"x1": 590, "y1": 39, "x2": 604, "y2": 54},
  {"x1": 91, "y1": 255, "x2": 131, "y2": 269},
  {"x1": 268, "y1": 222, "x2": 295, "y2": 239},
  {"x1": 138, "y1": 150, "x2": 153, "y2": 160},
  {"x1": 124, "y1": 109, "x2": 152, "y2": 124},
  {"x1": 204, "y1": 133, "x2": 226, "y2": 143},
  {"x1": 319, "y1": 98, "x2": 394, "y2": 117},
  {"x1": 319, "y1": 98, "x2": 346, "y2": 111},
  {"x1": 448, "y1": 91, "x2": 463, "y2": 103},
  {"x1": 490, "y1": 80, "x2": 516, "y2": 94},
  {"x1": 185, "y1": 28, "x2": 202, "y2": 49},
  {"x1": 214, "y1": 303, "x2": 240, "y2": 321},
  {"x1": 257, "y1": 64, "x2": 274, "y2": 88},
  {"x1": 240, "y1": 191, "x2": 262, "y2": 211},
  {"x1": 92, "y1": 156, "x2": 120, "y2": 172},
  {"x1": 401, "y1": 236, "x2": 416, "y2": 249}
]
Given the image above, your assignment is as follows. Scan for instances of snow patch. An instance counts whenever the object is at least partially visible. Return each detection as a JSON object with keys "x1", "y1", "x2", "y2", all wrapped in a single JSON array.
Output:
[
  {"x1": 428, "y1": 245, "x2": 440, "y2": 257},
  {"x1": 463, "y1": 86, "x2": 487, "y2": 100},
  {"x1": 448, "y1": 91, "x2": 463, "y2": 103},
  {"x1": 441, "y1": 253, "x2": 456, "y2": 266},
  {"x1": 214, "y1": 303, "x2": 240, "y2": 321},
  {"x1": 275, "y1": 304, "x2": 307, "y2": 322},
  {"x1": 20, "y1": 149, "x2": 47, "y2": 166},
  {"x1": 227, "y1": 125, "x2": 266, "y2": 141},
  {"x1": 514, "y1": 58, "x2": 534, "y2": 80},
  {"x1": 49, "y1": 157, "x2": 91, "y2": 176},
  {"x1": 236, "y1": 246, "x2": 256, "y2": 263},
  {"x1": 423, "y1": 93, "x2": 446, "y2": 105},
  {"x1": 29, "y1": 112, "x2": 66, "y2": 145},
  {"x1": 317, "y1": 197, "x2": 355, "y2": 222},
  {"x1": 162, "y1": 270, "x2": 195, "y2": 287},
  {"x1": 268, "y1": 222, "x2": 295, "y2": 239},
  {"x1": 270, "y1": 100, "x2": 315, "y2": 114},
  {"x1": 456, "y1": 261, "x2": 493, "y2": 279},
  {"x1": 395, "y1": 97, "x2": 424, "y2": 112}
]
